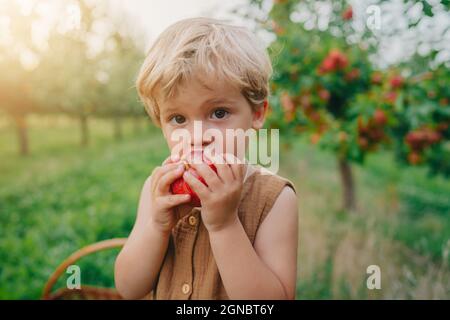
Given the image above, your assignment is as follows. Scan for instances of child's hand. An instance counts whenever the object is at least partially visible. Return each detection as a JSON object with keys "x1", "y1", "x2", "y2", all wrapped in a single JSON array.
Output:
[
  {"x1": 182, "y1": 154, "x2": 245, "y2": 233},
  {"x1": 149, "y1": 155, "x2": 193, "y2": 234}
]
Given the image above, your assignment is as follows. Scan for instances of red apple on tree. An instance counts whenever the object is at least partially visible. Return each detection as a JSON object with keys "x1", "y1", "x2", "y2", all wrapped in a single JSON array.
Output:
[
  {"x1": 373, "y1": 109, "x2": 387, "y2": 126},
  {"x1": 342, "y1": 6, "x2": 353, "y2": 21},
  {"x1": 389, "y1": 75, "x2": 404, "y2": 89}
]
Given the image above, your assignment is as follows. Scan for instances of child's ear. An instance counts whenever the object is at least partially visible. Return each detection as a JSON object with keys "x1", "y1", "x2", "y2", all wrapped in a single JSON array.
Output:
[{"x1": 252, "y1": 100, "x2": 268, "y2": 129}]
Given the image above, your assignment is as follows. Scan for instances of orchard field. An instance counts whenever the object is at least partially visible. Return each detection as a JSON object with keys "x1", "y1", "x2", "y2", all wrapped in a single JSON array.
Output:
[
  {"x1": 1, "y1": 0, "x2": 449, "y2": 300},
  {"x1": 0, "y1": 115, "x2": 448, "y2": 299}
]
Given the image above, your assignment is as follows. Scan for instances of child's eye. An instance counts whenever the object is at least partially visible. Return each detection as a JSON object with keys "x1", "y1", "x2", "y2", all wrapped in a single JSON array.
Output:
[
  {"x1": 211, "y1": 108, "x2": 229, "y2": 120},
  {"x1": 170, "y1": 115, "x2": 186, "y2": 125}
]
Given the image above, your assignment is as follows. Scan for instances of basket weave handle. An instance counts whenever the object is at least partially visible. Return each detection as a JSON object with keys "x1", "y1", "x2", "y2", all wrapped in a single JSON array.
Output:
[{"x1": 41, "y1": 238, "x2": 127, "y2": 300}]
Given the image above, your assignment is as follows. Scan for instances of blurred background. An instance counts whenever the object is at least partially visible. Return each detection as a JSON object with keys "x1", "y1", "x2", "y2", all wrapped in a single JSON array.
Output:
[{"x1": 0, "y1": 0, "x2": 449, "y2": 299}]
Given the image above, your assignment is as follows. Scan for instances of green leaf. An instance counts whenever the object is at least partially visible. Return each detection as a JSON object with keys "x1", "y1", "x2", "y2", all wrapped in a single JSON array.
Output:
[{"x1": 422, "y1": 1, "x2": 434, "y2": 17}]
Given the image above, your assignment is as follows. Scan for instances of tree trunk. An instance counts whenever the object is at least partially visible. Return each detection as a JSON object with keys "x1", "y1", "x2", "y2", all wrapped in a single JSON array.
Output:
[
  {"x1": 338, "y1": 158, "x2": 356, "y2": 212},
  {"x1": 113, "y1": 117, "x2": 123, "y2": 141},
  {"x1": 80, "y1": 114, "x2": 89, "y2": 147},
  {"x1": 13, "y1": 114, "x2": 29, "y2": 156}
]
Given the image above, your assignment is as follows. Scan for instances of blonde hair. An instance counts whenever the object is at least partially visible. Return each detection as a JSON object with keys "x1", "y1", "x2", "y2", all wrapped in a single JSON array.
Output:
[{"x1": 136, "y1": 17, "x2": 273, "y2": 126}]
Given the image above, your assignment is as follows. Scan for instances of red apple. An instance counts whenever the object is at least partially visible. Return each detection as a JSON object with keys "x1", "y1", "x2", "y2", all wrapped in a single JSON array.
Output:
[
  {"x1": 371, "y1": 72, "x2": 383, "y2": 85},
  {"x1": 342, "y1": 6, "x2": 353, "y2": 20},
  {"x1": 345, "y1": 68, "x2": 360, "y2": 81},
  {"x1": 373, "y1": 109, "x2": 387, "y2": 126},
  {"x1": 318, "y1": 49, "x2": 349, "y2": 74},
  {"x1": 408, "y1": 152, "x2": 421, "y2": 165},
  {"x1": 358, "y1": 137, "x2": 369, "y2": 149},
  {"x1": 328, "y1": 49, "x2": 348, "y2": 69},
  {"x1": 170, "y1": 150, "x2": 217, "y2": 207},
  {"x1": 385, "y1": 91, "x2": 397, "y2": 104},
  {"x1": 320, "y1": 57, "x2": 335, "y2": 73},
  {"x1": 390, "y1": 75, "x2": 403, "y2": 89},
  {"x1": 424, "y1": 128, "x2": 441, "y2": 144},
  {"x1": 318, "y1": 89, "x2": 331, "y2": 101}
]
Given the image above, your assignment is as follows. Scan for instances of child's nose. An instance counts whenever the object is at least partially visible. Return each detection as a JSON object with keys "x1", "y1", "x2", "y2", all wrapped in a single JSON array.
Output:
[
  {"x1": 190, "y1": 136, "x2": 213, "y2": 148},
  {"x1": 187, "y1": 122, "x2": 214, "y2": 149}
]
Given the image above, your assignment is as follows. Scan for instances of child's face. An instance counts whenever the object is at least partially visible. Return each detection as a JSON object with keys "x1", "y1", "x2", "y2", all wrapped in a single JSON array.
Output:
[{"x1": 157, "y1": 74, "x2": 266, "y2": 159}]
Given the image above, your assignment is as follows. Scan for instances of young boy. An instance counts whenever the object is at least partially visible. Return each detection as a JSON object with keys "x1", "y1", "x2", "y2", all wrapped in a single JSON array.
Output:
[{"x1": 114, "y1": 17, "x2": 298, "y2": 300}]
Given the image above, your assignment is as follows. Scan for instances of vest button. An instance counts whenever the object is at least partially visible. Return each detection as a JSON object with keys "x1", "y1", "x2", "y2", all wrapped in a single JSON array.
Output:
[
  {"x1": 188, "y1": 215, "x2": 197, "y2": 226},
  {"x1": 181, "y1": 283, "x2": 191, "y2": 294}
]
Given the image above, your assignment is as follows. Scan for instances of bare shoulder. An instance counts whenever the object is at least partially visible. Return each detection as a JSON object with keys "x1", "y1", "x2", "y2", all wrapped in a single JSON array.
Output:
[
  {"x1": 254, "y1": 183, "x2": 299, "y2": 241},
  {"x1": 274, "y1": 185, "x2": 297, "y2": 210},
  {"x1": 251, "y1": 166, "x2": 299, "y2": 228},
  {"x1": 253, "y1": 184, "x2": 299, "y2": 299},
  {"x1": 265, "y1": 185, "x2": 298, "y2": 227}
]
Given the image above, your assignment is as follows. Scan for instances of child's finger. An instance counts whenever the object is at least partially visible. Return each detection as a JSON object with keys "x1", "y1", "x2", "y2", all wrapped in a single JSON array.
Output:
[
  {"x1": 160, "y1": 194, "x2": 191, "y2": 209},
  {"x1": 157, "y1": 163, "x2": 185, "y2": 194},
  {"x1": 189, "y1": 162, "x2": 222, "y2": 188},
  {"x1": 222, "y1": 153, "x2": 243, "y2": 180},
  {"x1": 183, "y1": 170, "x2": 210, "y2": 198},
  {"x1": 212, "y1": 153, "x2": 234, "y2": 182},
  {"x1": 231, "y1": 162, "x2": 245, "y2": 182},
  {"x1": 162, "y1": 153, "x2": 180, "y2": 165},
  {"x1": 152, "y1": 163, "x2": 183, "y2": 192}
]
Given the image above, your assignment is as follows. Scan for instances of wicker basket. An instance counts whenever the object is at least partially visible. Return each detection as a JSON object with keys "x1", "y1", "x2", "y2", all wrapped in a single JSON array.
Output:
[{"x1": 41, "y1": 238, "x2": 127, "y2": 300}]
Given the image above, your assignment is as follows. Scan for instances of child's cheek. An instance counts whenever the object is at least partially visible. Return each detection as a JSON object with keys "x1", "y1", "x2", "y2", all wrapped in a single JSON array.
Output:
[{"x1": 163, "y1": 128, "x2": 179, "y2": 150}]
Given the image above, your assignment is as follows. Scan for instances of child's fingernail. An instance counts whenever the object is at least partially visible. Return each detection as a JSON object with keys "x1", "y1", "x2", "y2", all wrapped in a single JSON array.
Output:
[{"x1": 173, "y1": 154, "x2": 180, "y2": 161}]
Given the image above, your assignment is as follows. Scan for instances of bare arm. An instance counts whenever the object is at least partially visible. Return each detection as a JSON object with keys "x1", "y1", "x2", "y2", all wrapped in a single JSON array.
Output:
[
  {"x1": 114, "y1": 159, "x2": 192, "y2": 299},
  {"x1": 114, "y1": 176, "x2": 170, "y2": 299},
  {"x1": 208, "y1": 186, "x2": 298, "y2": 299}
]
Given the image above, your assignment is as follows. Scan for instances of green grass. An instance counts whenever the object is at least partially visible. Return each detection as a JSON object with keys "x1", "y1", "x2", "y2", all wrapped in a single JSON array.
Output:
[
  {"x1": 362, "y1": 151, "x2": 450, "y2": 263},
  {"x1": 282, "y1": 140, "x2": 449, "y2": 299},
  {"x1": 0, "y1": 116, "x2": 165, "y2": 299},
  {"x1": 0, "y1": 115, "x2": 449, "y2": 299}
]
